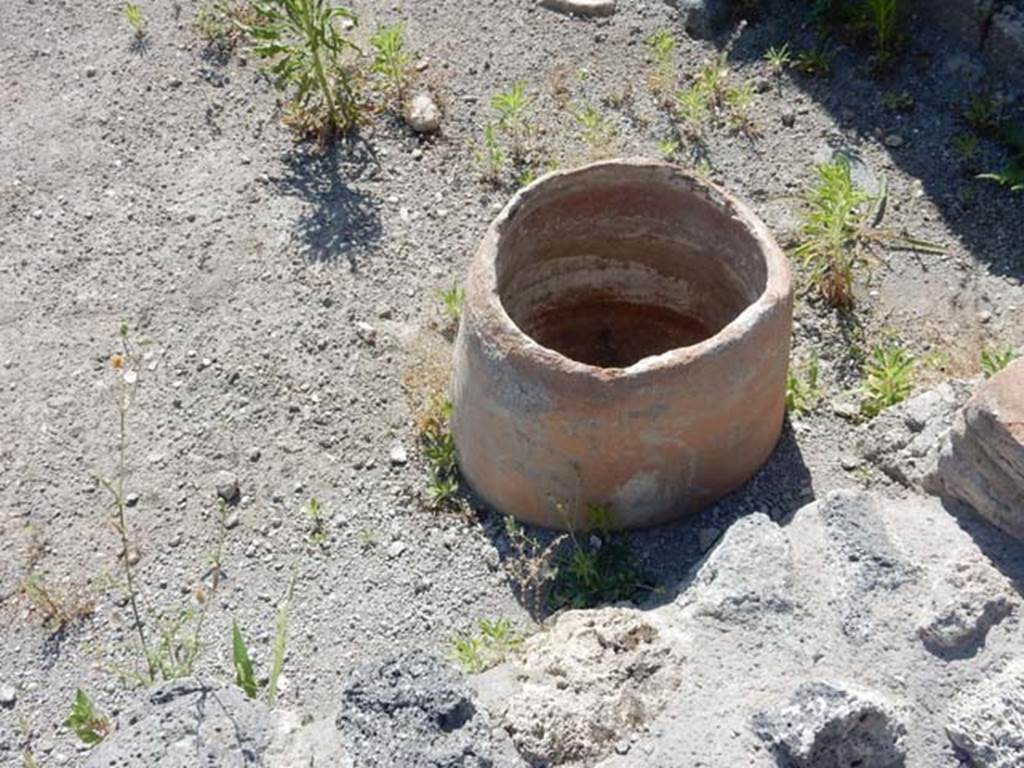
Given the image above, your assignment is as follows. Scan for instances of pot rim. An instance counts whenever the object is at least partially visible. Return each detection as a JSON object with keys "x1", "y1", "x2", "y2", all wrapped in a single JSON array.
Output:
[{"x1": 469, "y1": 157, "x2": 792, "y2": 382}]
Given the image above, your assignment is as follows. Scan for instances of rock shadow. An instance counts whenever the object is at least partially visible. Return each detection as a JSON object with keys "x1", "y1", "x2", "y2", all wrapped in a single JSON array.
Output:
[{"x1": 272, "y1": 138, "x2": 384, "y2": 269}]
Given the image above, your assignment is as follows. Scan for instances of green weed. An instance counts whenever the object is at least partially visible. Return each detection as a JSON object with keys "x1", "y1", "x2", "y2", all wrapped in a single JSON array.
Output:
[
  {"x1": 232, "y1": 579, "x2": 294, "y2": 704},
  {"x1": 786, "y1": 356, "x2": 822, "y2": 416},
  {"x1": 658, "y1": 137, "x2": 680, "y2": 159},
  {"x1": 65, "y1": 690, "x2": 110, "y2": 746},
  {"x1": 647, "y1": 29, "x2": 677, "y2": 100},
  {"x1": 763, "y1": 43, "x2": 792, "y2": 75},
  {"x1": 452, "y1": 617, "x2": 523, "y2": 673},
  {"x1": 195, "y1": 1, "x2": 260, "y2": 51},
  {"x1": 232, "y1": 621, "x2": 258, "y2": 698},
  {"x1": 122, "y1": 3, "x2": 146, "y2": 37},
  {"x1": 792, "y1": 157, "x2": 875, "y2": 308},
  {"x1": 421, "y1": 400, "x2": 460, "y2": 510},
  {"x1": 861, "y1": 342, "x2": 914, "y2": 418},
  {"x1": 302, "y1": 497, "x2": 328, "y2": 548},
  {"x1": 551, "y1": 505, "x2": 652, "y2": 611},
  {"x1": 881, "y1": 90, "x2": 913, "y2": 112},
  {"x1": 865, "y1": 0, "x2": 904, "y2": 59},
  {"x1": 572, "y1": 103, "x2": 615, "y2": 155},
  {"x1": 246, "y1": 0, "x2": 362, "y2": 141},
  {"x1": 978, "y1": 121, "x2": 1024, "y2": 193},
  {"x1": 981, "y1": 346, "x2": 1018, "y2": 378},
  {"x1": 478, "y1": 122, "x2": 505, "y2": 184},
  {"x1": 503, "y1": 516, "x2": 566, "y2": 619},
  {"x1": 951, "y1": 133, "x2": 979, "y2": 163},
  {"x1": 963, "y1": 95, "x2": 1001, "y2": 136},
  {"x1": 492, "y1": 80, "x2": 532, "y2": 157},
  {"x1": 439, "y1": 284, "x2": 465, "y2": 325},
  {"x1": 22, "y1": 575, "x2": 94, "y2": 635},
  {"x1": 369, "y1": 22, "x2": 410, "y2": 101},
  {"x1": 793, "y1": 44, "x2": 834, "y2": 77}
]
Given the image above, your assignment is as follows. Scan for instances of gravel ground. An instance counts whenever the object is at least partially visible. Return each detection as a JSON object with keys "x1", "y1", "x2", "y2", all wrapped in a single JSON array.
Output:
[{"x1": 1, "y1": 0, "x2": 1022, "y2": 764}]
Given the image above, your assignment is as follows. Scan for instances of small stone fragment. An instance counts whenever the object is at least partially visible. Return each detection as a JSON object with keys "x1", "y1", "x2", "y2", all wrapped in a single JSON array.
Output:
[
  {"x1": 754, "y1": 682, "x2": 906, "y2": 768},
  {"x1": 539, "y1": 0, "x2": 616, "y2": 16},
  {"x1": 388, "y1": 443, "x2": 408, "y2": 466},
  {"x1": 0, "y1": 683, "x2": 16, "y2": 707},
  {"x1": 404, "y1": 91, "x2": 441, "y2": 133},
  {"x1": 215, "y1": 470, "x2": 240, "y2": 502},
  {"x1": 355, "y1": 322, "x2": 377, "y2": 346}
]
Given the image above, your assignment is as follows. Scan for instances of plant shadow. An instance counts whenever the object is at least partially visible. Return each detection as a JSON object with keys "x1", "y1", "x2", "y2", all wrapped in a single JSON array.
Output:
[{"x1": 271, "y1": 137, "x2": 384, "y2": 269}]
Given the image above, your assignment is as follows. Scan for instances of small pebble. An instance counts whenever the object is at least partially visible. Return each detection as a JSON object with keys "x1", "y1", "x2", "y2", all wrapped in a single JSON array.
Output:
[{"x1": 0, "y1": 683, "x2": 16, "y2": 707}]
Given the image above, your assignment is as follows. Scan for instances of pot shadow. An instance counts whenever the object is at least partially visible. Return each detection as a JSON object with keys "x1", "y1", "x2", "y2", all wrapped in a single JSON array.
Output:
[
  {"x1": 474, "y1": 420, "x2": 813, "y2": 621},
  {"x1": 705, "y1": 1, "x2": 1024, "y2": 283},
  {"x1": 271, "y1": 138, "x2": 384, "y2": 270}
]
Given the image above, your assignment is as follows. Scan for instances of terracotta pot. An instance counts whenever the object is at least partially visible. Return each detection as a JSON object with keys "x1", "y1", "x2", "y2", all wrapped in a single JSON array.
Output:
[{"x1": 451, "y1": 159, "x2": 793, "y2": 530}]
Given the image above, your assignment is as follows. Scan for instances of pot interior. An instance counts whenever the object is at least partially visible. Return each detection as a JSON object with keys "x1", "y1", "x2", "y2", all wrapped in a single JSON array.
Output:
[{"x1": 495, "y1": 166, "x2": 768, "y2": 368}]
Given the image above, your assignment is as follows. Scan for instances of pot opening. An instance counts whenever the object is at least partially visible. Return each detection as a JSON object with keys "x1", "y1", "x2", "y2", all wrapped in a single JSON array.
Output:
[{"x1": 495, "y1": 169, "x2": 768, "y2": 368}]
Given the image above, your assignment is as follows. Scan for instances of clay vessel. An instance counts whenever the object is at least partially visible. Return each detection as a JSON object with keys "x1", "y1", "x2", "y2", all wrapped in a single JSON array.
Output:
[{"x1": 451, "y1": 159, "x2": 793, "y2": 530}]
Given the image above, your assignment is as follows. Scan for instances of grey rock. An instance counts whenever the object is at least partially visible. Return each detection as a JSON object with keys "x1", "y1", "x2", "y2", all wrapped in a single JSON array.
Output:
[
  {"x1": 677, "y1": 512, "x2": 794, "y2": 624},
  {"x1": 0, "y1": 683, "x2": 15, "y2": 707},
  {"x1": 946, "y1": 658, "x2": 1024, "y2": 768},
  {"x1": 481, "y1": 608, "x2": 682, "y2": 766},
  {"x1": 917, "y1": 552, "x2": 1016, "y2": 656},
  {"x1": 214, "y1": 470, "x2": 239, "y2": 502},
  {"x1": 84, "y1": 679, "x2": 283, "y2": 768},
  {"x1": 265, "y1": 715, "x2": 352, "y2": 768},
  {"x1": 539, "y1": 0, "x2": 617, "y2": 17},
  {"x1": 858, "y1": 381, "x2": 972, "y2": 488},
  {"x1": 405, "y1": 91, "x2": 441, "y2": 133},
  {"x1": 336, "y1": 649, "x2": 503, "y2": 768},
  {"x1": 754, "y1": 682, "x2": 907, "y2": 768},
  {"x1": 664, "y1": 0, "x2": 729, "y2": 39},
  {"x1": 927, "y1": 361, "x2": 1024, "y2": 541},
  {"x1": 819, "y1": 490, "x2": 919, "y2": 641}
]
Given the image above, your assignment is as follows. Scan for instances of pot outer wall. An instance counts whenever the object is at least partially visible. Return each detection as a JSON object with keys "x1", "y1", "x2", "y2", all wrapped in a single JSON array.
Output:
[{"x1": 451, "y1": 160, "x2": 794, "y2": 531}]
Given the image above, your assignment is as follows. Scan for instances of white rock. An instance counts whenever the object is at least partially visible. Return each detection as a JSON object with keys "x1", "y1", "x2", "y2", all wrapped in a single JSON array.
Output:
[
  {"x1": 388, "y1": 443, "x2": 408, "y2": 466},
  {"x1": 405, "y1": 92, "x2": 441, "y2": 133}
]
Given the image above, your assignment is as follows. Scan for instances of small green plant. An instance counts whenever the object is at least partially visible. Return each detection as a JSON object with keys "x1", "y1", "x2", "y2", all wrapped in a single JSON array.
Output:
[
  {"x1": 232, "y1": 579, "x2": 294, "y2": 703},
  {"x1": 246, "y1": 0, "x2": 362, "y2": 141},
  {"x1": 369, "y1": 22, "x2": 409, "y2": 101},
  {"x1": 951, "y1": 133, "x2": 980, "y2": 163},
  {"x1": 865, "y1": 0, "x2": 904, "y2": 59},
  {"x1": 793, "y1": 157, "x2": 875, "y2": 308},
  {"x1": 22, "y1": 575, "x2": 94, "y2": 635},
  {"x1": 763, "y1": 43, "x2": 792, "y2": 75},
  {"x1": 122, "y1": 2, "x2": 146, "y2": 37},
  {"x1": 551, "y1": 505, "x2": 652, "y2": 611},
  {"x1": 421, "y1": 399, "x2": 460, "y2": 509},
  {"x1": 196, "y1": 1, "x2": 260, "y2": 51},
  {"x1": 861, "y1": 342, "x2": 914, "y2": 418},
  {"x1": 647, "y1": 29, "x2": 676, "y2": 99},
  {"x1": 492, "y1": 80, "x2": 532, "y2": 157},
  {"x1": 452, "y1": 617, "x2": 523, "y2": 673},
  {"x1": 963, "y1": 95, "x2": 1001, "y2": 136},
  {"x1": 981, "y1": 346, "x2": 1018, "y2": 378},
  {"x1": 302, "y1": 496, "x2": 328, "y2": 547},
  {"x1": 978, "y1": 121, "x2": 1024, "y2": 193},
  {"x1": 786, "y1": 356, "x2": 822, "y2": 416},
  {"x1": 658, "y1": 137, "x2": 680, "y2": 159},
  {"x1": 674, "y1": 29, "x2": 756, "y2": 137},
  {"x1": 572, "y1": 103, "x2": 615, "y2": 155},
  {"x1": 232, "y1": 621, "x2": 259, "y2": 698},
  {"x1": 793, "y1": 44, "x2": 834, "y2": 77},
  {"x1": 881, "y1": 90, "x2": 913, "y2": 112},
  {"x1": 65, "y1": 690, "x2": 110, "y2": 746},
  {"x1": 477, "y1": 122, "x2": 505, "y2": 184},
  {"x1": 439, "y1": 284, "x2": 465, "y2": 325}
]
